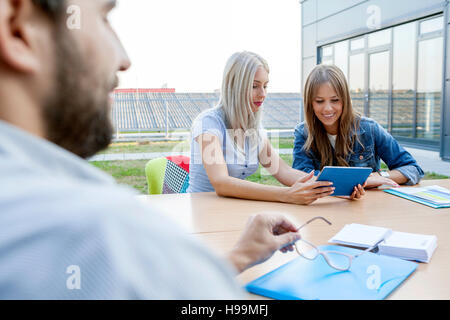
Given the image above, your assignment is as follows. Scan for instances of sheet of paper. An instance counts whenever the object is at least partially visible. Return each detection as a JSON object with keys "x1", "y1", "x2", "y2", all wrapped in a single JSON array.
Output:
[
  {"x1": 380, "y1": 231, "x2": 437, "y2": 250},
  {"x1": 329, "y1": 223, "x2": 391, "y2": 248}
]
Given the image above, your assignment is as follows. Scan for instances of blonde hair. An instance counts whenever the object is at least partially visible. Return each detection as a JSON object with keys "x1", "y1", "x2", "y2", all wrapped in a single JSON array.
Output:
[
  {"x1": 303, "y1": 64, "x2": 361, "y2": 168},
  {"x1": 217, "y1": 51, "x2": 269, "y2": 150}
]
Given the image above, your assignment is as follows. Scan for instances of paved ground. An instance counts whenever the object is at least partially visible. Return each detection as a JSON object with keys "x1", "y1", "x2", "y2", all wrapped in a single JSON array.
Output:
[
  {"x1": 88, "y1": 147, "x2": 450, "y2": 177},
  {"x1": 404, "y1": 147, "x2": 450, "y2": 176}
]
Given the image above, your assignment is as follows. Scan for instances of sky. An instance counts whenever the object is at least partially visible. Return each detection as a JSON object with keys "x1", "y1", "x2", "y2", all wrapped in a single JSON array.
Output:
[{"x1": 110, "y1": 0, "x2": 302, "y2": 93}]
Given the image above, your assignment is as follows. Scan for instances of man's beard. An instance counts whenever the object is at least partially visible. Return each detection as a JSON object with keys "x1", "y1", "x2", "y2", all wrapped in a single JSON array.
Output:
[{"x1": 42, "y1": 31, "x2": 116, "y2": 159}]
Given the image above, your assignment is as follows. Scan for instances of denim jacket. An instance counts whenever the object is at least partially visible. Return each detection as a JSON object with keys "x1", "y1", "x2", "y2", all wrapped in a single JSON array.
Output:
[{"x1": 292, "y1": 117, "x2": 424, "y2": 185}]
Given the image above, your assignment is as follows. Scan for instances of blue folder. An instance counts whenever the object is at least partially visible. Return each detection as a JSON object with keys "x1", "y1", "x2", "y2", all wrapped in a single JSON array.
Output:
[
  {"x1": 384, "y1": 189, "x2": 450, "y2": 209},
  {"x1": 316, "y1": 166, "x2": 372, "y2": 196},
  {"x1": 245, "y1": 245, "x2": 417, "y2": 300}
]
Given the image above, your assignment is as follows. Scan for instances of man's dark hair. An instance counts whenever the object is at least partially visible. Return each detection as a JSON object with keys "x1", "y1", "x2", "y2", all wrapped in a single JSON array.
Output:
[{"x1": 32, "y1": 0, "x2": 65, "y2": 18}]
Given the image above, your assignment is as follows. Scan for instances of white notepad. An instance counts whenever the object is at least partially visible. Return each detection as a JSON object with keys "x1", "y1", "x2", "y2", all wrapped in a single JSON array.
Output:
[
  {"x1": 329, "y1": 224, "x2": 437, "y2": 263},
  {"x1": 328, "y1": 223, "x2": 392, "y2": 248},
  {"x1": 378, "y1": 232, "x2": 437, "y2": 263}
]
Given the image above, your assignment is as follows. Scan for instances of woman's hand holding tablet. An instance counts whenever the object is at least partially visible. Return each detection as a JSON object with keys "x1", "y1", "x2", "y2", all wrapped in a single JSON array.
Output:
[
  {"x1": 316, "y1": 166, "x2": 373, "y2": 197},
  {"x1": 282, "y1": 171, "x2": 335, "y2": 205}
]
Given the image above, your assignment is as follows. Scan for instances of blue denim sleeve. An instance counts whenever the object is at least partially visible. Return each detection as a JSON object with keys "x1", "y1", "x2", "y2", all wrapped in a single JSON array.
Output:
[
  {"x1": 292, "y1": 124, "x2": 316, "y2": 174},
  {"x1": 372, "y1": 122, "x2": 424, "y2": 185}
]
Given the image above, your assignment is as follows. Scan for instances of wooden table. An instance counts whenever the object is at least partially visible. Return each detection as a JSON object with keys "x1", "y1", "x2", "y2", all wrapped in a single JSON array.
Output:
[{"x1": 139, "y1": 179, "x2": 450, "y2": 299}]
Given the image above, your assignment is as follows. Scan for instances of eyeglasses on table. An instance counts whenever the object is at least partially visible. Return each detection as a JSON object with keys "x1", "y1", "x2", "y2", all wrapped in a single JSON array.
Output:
[{"x1": 294, "y1": 216, "x2": 382, "y2": 271}]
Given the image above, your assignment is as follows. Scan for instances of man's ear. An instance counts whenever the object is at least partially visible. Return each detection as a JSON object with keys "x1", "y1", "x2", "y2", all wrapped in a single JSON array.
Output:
[{"x1": 0, "y1": 0, "x2": 43, "y2": 73}]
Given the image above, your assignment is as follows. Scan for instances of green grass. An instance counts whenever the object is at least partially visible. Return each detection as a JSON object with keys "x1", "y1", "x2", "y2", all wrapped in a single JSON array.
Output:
[
  {"x1": 91, "y1": 155, "x2": 448, "y2": 195},
  {"x1": 91, "y1": 140, "x2": 448, "y2": 194},
  {"x1": 97, "y1": 138, "x2": 292, "y2": 155},
  {"x1": 423, "y1": 172, "x2": 449, "y2": 180},
  {"x1": 90, "y1": 138, "x2": 296, "y2": 194},
  {"x1": 245, "y1": 154, "x2": 293, "y2": 187},
  {"x1": 270, "y1": 138, "x2": 294, "y2": 149},
  {"x1": 91, "y1": 160, "x2": 148, "y2": 194},
  {"x1": 97, "y1": 141, "x2": 190, "y2": 155}
]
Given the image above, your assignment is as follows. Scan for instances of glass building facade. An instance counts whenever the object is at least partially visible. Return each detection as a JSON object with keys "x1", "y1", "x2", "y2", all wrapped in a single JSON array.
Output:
[
  {"x1": 320, "y1": 16, "x2": 443, "y2": 144},
  {"x1": 301, "y1": 0, "x2": 450, "y2": 161}
]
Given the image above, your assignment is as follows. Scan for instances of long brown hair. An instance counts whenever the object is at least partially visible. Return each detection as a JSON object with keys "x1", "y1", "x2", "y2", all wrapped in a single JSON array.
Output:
[{"x1": 303, "y1": 64, "x2": 361, "y2": 168}]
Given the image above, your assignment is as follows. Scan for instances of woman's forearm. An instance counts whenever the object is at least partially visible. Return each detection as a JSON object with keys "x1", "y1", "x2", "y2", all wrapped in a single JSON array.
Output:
[
  {"x1": 274, "y1": 166, "x2": 308, "y2": 187},
  {"x1": 214, "y1": 176, "x2": 289, "y2": 203},
  {"x1": 388, "y1": 169, "x2": 410, "y2": 185},
  {"x1": 262, "y1": 155, "x2": 307, "y2": 187}
]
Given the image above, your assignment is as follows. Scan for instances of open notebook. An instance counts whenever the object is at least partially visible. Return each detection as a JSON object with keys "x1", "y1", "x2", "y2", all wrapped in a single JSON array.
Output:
[
  {"x1": 329, "y1": 223, "x2": 437, "y2": 263},
  {"x1": 384, "y1": 185, "x2": 450, "y2": 208}
]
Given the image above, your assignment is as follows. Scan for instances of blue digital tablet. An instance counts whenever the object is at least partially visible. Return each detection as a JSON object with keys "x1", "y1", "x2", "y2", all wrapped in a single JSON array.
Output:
[{"x1": 316, "y1": 166, "x2": 372, "y2": 196}]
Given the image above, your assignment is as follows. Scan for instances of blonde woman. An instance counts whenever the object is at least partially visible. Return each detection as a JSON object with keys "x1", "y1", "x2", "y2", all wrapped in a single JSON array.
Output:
[
  {"x1": 293, "y1": 64, "x2": 424, "y2": 188},
  {"x1": 187, "y1": 51, "x2": 339, "y2": 205}
]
